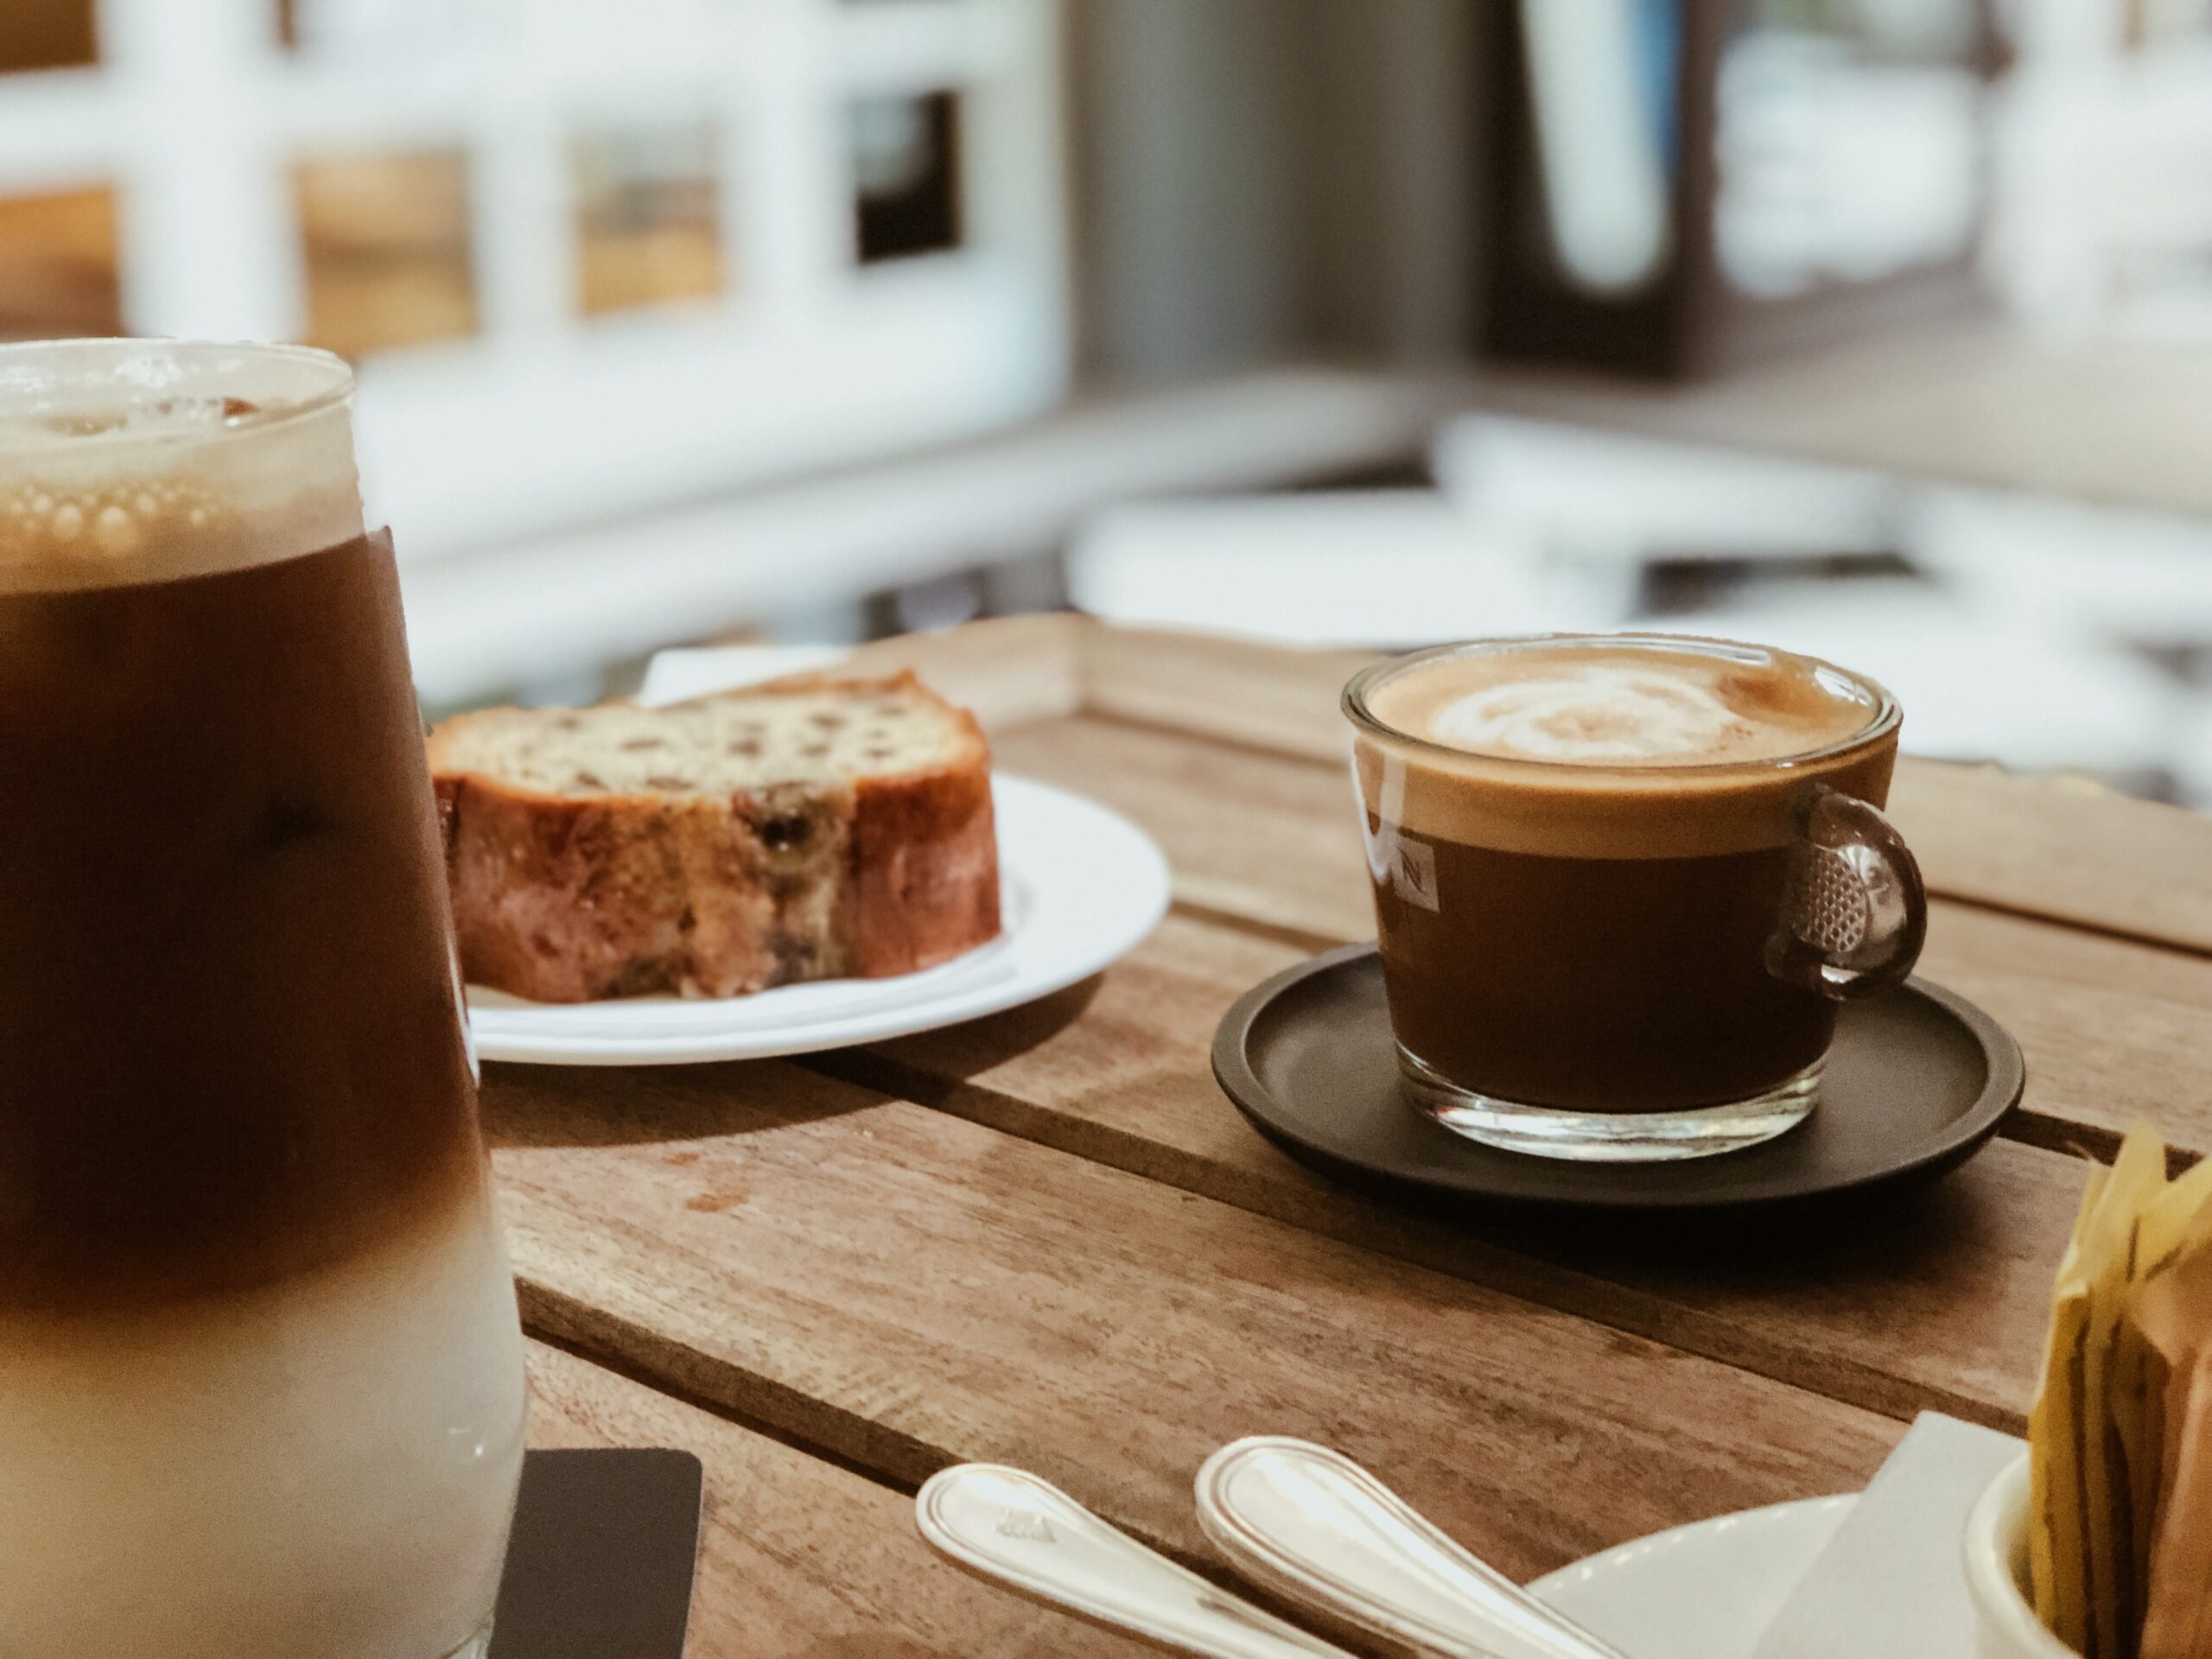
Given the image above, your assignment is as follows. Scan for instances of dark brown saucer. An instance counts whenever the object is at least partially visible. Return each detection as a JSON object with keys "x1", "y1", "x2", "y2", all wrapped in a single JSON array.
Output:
[{"x1": 1211, "y1": 944, "x2": 2024, "y2": 1213}]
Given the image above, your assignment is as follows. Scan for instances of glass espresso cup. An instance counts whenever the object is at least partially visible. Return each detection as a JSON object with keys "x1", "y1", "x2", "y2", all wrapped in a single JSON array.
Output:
[
  {"x1": 0, "y1": 341, "x2": 527, "y2": 1658},
  {"x1": 1344, "y1": 633, "x2": 1927, "y2": 1162}
]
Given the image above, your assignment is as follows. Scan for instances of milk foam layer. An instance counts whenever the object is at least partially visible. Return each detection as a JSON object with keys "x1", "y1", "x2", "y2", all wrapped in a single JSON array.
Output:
[
  {"x1": 1351, "y1": 638, "x2": 1899, "y2": 859},
  {"x1": 0, "y1": 341, "x2": 362, "y2": 593},
  {"x1": 1370, "y1": 640, "x2": 1877, "y2": 768}
]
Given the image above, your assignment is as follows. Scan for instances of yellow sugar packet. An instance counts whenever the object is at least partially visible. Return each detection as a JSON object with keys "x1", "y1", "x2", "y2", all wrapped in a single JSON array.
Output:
[
  {"x1": 2082, "y1": 1133, "x2": 2169, "y2": 1659},
  {"x1": 2133, "y1": 1257, "x2": 2212, "y2": 1659},
  {"x1": 2035, "y1": 1160, "x2": 2112, "y2": 1649},
  {"x1": 2120, "y1": 1159, "x2": 2212, "y2": 1628}
]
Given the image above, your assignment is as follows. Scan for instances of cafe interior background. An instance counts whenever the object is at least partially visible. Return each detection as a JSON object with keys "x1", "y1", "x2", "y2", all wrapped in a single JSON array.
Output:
[{"x1": 6, "y1": 0, "x2": 2212, "y2": 801}]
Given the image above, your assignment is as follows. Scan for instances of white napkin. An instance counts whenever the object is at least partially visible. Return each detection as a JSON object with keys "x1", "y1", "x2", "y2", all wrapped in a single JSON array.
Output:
[
  {"x1": 636, "y1": 645, "x2": 849, "y2": 708},
  {"x1": 1753, "y1": 1411, "x2": 2024, "y2": 1659}
]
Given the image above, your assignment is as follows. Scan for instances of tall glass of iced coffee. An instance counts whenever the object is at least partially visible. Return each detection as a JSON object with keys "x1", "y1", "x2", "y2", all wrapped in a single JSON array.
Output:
[{"x1": 0, "y1": 340, "x2": 527, "y2": 1658}]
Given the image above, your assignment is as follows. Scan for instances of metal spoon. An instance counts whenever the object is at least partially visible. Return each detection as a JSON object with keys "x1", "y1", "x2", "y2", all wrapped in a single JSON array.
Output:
[
  {"x1": 914, "y1": 1462, "x2": 1363, "y2": 1659},
  {"x1": 1195, "y1": 1437, "x2": 1627, "y2": 1659}
]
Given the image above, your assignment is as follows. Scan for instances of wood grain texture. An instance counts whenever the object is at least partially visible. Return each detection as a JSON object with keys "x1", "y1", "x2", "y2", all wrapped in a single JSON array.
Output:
[
  {"x1": 525, "y1": 1340, "x2": 1147, "y2": 1658},
  {"x1": 1077, "y1": 625, "x2": 1368, "y2": 763},
  {"x1": 1059, "y1": 623, "x2": 2212, "y2": 956},
  {"x1": 844, "y1": 613, "x2": 1089, "y2": 735},
  {"x1": 484, "y1": 1065, "x2": 1900, "y2": 1582},
  {"x1": 817, "y1": 911, "x2": 2082, "y2": 1434},
  {"x1": 992, "y1": 714, "x2": 1370, "y2": 944},
  {"x1": 1917, "y1": 906, "x2": 2212, "y2": 1158},
  {"x1": 1886, "y1": 763, "x2": 2212, "y2": 957}
]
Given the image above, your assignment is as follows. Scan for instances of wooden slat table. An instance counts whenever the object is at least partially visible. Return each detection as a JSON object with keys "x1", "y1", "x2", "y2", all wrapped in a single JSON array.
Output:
[{"x1": 489, "y1": 617, "x2": 2212, "y2": 1655}]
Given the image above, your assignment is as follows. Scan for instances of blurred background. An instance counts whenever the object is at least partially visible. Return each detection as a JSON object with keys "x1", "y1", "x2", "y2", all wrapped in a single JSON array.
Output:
[{"x1": 9, "y1": 0, "x2": 2212, "y2": 798}]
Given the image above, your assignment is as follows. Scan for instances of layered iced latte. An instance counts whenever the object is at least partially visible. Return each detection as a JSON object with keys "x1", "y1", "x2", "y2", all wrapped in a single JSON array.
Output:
[{"x1": 0, "y1": 341, "x2": 526, "y2": 1659}]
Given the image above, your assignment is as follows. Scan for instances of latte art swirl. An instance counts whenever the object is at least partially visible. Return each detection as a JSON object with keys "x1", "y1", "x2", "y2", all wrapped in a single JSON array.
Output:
[
  {"x1": 1368, "y1": 639, "x2": 1877, "y2": 770},
  {"x1": 1428, "y1": 665, "x2": 1759, "y2": 764}
]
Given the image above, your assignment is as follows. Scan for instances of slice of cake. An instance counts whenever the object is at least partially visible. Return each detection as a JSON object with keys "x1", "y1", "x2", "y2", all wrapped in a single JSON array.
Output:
[{"x1": 428, "y1": 672, "x2": 1000, "y2": 1002}]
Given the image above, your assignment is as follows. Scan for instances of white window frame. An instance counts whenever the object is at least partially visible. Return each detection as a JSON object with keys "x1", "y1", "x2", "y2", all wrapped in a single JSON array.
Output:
[{"x1": 0, "y1": 0, "x2": 1071, "y2": 562}]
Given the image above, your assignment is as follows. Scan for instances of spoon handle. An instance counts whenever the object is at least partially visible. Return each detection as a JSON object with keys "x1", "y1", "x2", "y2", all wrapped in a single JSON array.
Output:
[
  {"x1": 1194, "y1": 1437, "x2": 1629, "y2": 1659},
  {"x1": 916, "y1": 1463, "x2": 1359, "y2": 1659}
]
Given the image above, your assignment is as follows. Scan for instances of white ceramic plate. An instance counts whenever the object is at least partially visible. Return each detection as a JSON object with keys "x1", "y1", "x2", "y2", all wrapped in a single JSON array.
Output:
[
  {"x1": 1528, "y1": 1495, "x2": 1856, "y2": 1659},
  {"x1": 465, "y1": 773, "x2": 1169, "y2": 1065}
]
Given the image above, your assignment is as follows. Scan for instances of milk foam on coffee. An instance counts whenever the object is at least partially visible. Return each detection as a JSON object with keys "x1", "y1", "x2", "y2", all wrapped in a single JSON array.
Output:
[
  {"x1": 1369, "y1": 640, "x2": 1877, "y2": 768},
  {"x1": 1351, "y1": 637, "x2": 1897, "y2": 861}
]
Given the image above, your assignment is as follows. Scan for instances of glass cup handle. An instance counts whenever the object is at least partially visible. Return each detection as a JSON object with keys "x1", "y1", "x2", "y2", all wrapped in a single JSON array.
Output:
[{"x1": 1765, "y1": 783, "x2": 1928, "y2": 1001}]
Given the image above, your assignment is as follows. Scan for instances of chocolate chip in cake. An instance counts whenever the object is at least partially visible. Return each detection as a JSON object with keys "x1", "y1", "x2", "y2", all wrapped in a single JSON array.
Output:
[
  {"x1": 772, "y1": 936, "x2": 819, "y2": 976},
  {"x1": 728, "y1": 739, "x2": 762, "y2": 757},
  {"x1": 801, "y1": 743, "x2": 830, "y2": 760},
  {"x1": 607, "y1": 957, "x2": 667, "y2": 997},
  {"x1": 620, "y1": 737, "x2": 664, "y2": 752},
  {"x1": 573, "y1": 770, "x2": 606, "y2": 789},
  {"x1": 645, "y1": 774, "x2": 691, "y2": 791},
  {"x1": 810, "y1": 713, "x2": 845, "y2": 731},
  {"x1": 758, "y1": 815, "x2": 811, "y2": 850}
]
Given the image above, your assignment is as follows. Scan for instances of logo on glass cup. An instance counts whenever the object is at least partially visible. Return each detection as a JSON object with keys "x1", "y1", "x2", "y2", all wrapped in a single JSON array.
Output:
[
  {"x1": 1390, "y1": 836, "x2": 1439, "y2": 911},
  {"x1": 1362, "y1": 819, "x2": 1440, "y2": 912}
]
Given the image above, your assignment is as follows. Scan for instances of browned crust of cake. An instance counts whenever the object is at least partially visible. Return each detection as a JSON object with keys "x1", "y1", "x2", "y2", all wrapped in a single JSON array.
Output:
[
  {"x1": 851, "y1": 762, "x2": 1001, "y2": 976},
  {"x1": 430, "y1": 672, "x2": 1000, "y2": 1002}
]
